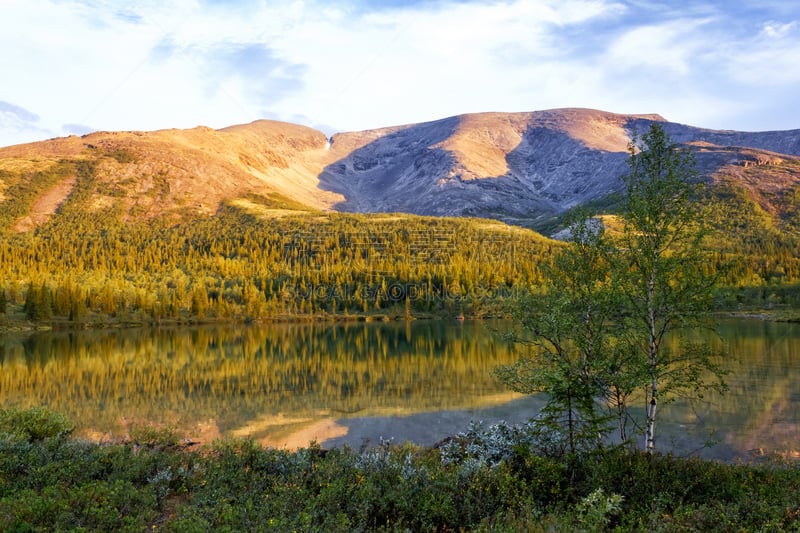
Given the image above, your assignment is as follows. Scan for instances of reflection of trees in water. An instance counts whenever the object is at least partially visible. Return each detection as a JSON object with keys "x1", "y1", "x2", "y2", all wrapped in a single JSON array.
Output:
[
  {"x1": 658, "y1": 320, "x2": 800, "y2": 455},
  {"x1": 2, "y1": 319, "x2": 798, "y2": 453},
  {"x1": 0, "y1": 321, "x2": 519, "y2": 435}
]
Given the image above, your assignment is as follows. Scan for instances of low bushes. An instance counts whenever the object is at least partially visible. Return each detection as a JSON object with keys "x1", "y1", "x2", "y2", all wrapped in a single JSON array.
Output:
[
  {"x1": 0, "y1": 408, "x2": 798, "y2": 531},
  {"x1": 0, "y1": 406, "x2": 73, "y2": 441}
]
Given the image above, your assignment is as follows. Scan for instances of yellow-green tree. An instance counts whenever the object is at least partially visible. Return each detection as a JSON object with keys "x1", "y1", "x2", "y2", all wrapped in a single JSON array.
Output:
[
  {"x1": 498, "y1": 123, "x2": 727, "y2": 453},
  {"x1": 495, "y1": 215, "x2": 618, "y2": 455},
  {"x1": 617, "y1": 123, "x2": 726, "y2": 452}
]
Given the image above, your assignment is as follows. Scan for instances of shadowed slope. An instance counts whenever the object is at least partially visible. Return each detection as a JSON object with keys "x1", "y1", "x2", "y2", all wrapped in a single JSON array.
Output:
[{"x1": 318, "y1": 109, "x2": 666, "y2": 222}]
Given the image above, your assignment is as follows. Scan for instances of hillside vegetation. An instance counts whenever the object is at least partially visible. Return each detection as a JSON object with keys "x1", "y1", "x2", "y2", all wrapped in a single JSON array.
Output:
[
  {"x1": 0, "y1": 120, "x2": 341, "y2": 229},
  {"x1": 3, "y1": 109, "x2": 800, "y2": 328},
  {"x1": 1, "y1": 194, "x2": 799, "y2": 330},
  {"x1": 0, "y1": 203, "x2": 553, "y2": 327}
]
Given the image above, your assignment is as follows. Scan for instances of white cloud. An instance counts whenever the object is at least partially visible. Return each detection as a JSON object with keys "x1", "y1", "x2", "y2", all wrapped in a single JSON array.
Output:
[
  {"x1": 0, "y1": 102, "x2": 53, "y2": 147},
  {"x1": 605, "y1": 18, "x2": 712, "y2": 75},
  {"x1": 722, "y1": 20, "x2": 800, "y2": 85},
  {"x1": 268, "y1": 0, "x2": 628, "y2": 130},
  {"x1": 1, "y1": 0, "x2": 799, "y2": 147},
  {"x1": 761, "y1": 20, "x2": 797, "y2": 38}
]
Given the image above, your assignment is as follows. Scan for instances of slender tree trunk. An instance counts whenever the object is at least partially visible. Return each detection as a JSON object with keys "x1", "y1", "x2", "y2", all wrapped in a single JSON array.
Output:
[
  {"x1": 644, "y1": 270, "x2": 658, "y2": 452},
  {"x1": 614, "y1": 388, "x2": 628, "y2": 442},
  {"x1": 645, "y1": 383, "x2": 657, "y2": 451},
  {"x1": 567, "y1": 389, "x2": 575, "y2": 454}
]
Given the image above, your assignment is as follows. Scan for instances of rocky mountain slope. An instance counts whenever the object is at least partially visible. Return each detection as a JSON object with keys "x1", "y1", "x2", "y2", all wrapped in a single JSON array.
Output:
[
  {"x1": 2, "y1": 108, "x2": 800, "y2": 233},
  {"x1": 322, "y1": 109, "x2": 800, "y2": 226},
  {"x1": 322, "y1": 109, "x2": 657, "y2": 223}
]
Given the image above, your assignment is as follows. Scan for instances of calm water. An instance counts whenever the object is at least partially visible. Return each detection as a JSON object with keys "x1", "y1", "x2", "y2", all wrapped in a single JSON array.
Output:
[{"x1": 1, "y1": 319, "x2": 798, "y2": 460}]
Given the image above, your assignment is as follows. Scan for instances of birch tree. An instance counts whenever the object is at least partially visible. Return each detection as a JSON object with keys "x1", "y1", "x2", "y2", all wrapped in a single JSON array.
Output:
[
  {"x1": 617, "y1": 123, "x2": 725, "y2": 452},
  {"x1": 498, "y1": 123, "x2": 726, "y2": 453}
]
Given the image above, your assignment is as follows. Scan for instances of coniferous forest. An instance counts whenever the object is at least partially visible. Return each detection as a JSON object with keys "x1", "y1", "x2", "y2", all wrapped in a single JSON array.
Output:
[
  {"x1": 0, "y1": 206, "x2": 556, "y2": 327},
  {"x1": 2, "y1": 146, "x2": 800, "y2": 329},
  {"x1": 2, "y1": 199, "x2": 800, "y2": 329}
]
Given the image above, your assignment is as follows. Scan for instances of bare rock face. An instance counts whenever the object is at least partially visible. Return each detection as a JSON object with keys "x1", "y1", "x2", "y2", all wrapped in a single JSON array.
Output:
[
  {"x1": 318, "y1": 109, "x2": 642, "y2": 223},
  {"x1": 318, "y1": 109, "x2": 800, "y2": 224}
]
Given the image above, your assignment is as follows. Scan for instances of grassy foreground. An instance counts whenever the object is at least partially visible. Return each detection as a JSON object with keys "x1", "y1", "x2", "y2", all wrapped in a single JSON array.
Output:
[{"x1": 1, "y1": 407, "x2": 799, "y2": 532}]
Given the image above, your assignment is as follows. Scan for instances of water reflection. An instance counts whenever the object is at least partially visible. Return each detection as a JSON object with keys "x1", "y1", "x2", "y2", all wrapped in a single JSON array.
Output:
[
  {"x1": 0, "y1": 321, "x2": 521, "y2": 444},
  {"x1": 1, "y1": 319, "x2": 799, "y2": 459},
  {"x1": 660, "y1": 319, "x2": 800, "y2": 460}
]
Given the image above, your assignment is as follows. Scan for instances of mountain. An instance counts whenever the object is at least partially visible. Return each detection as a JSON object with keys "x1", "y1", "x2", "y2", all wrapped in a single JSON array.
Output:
[
  {"x1": 322, "y1": 109, "x2": 800, "y2": 228},
  {"x1": 2, "y1": 108, "x2": 800, "y2": 234},
  {"x1": 0, "y1": 121, "x2": 343, "y2": 231},
  {"x1": 321, "y1": 109, "x2": 660, "y2": 223}
]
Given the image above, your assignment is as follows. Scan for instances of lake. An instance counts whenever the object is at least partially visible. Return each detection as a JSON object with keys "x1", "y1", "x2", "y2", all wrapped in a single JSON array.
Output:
[{"x1": 1, "y1": 318, "x2": 798, "y2": 461}]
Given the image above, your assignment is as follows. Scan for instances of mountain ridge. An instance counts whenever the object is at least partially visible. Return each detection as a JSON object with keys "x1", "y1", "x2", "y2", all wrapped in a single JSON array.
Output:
[{"x1": 2, "y1": 107, "x2": 800, "y2": 233}]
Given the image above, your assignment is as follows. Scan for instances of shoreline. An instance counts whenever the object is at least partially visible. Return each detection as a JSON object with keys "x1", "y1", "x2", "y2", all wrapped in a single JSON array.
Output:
[{"x1": 4, "y1": 305, "x2": 800, "y2": 336}]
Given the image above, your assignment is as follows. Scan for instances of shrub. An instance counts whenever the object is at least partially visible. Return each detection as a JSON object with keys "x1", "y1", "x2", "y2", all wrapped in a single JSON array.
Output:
[
  {"x1": 1, "y1": 409, "x2": 800, "y2": 531},
  {"x1": 0, "y1": 480, "x2": 157, "y2": 531},
  {"x1": 574, "y1": 488, "x2": 624, "y2": 532},
  {"x1": 0, "y1": 406, "x2": 74, "y2": 441},
  {"x1": 129, "y1": 423, "x2": 180, "y2": 449}
]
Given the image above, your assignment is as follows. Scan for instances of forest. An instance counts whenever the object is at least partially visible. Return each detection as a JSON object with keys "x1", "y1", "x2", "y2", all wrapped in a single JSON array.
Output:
[
  {"x1": 1, "y1": 145, "x2": 800, "y2": 329},
  {"x1": 0, "y1": 206, "x2": 559, "y2": 327}
]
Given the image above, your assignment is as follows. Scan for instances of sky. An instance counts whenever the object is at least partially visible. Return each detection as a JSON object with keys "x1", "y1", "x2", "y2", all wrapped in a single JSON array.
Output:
[{"x1": 1, "y1": 0, "x2": 799, "y2": 147}]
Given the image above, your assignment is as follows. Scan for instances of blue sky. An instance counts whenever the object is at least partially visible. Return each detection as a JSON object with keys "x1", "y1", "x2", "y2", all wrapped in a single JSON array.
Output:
[{"x1": 1, "y1": 0, "x2": 799, "y2": 147}]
